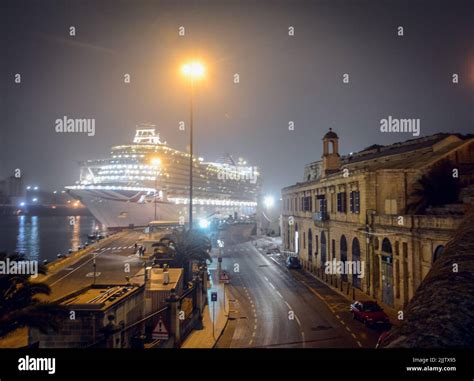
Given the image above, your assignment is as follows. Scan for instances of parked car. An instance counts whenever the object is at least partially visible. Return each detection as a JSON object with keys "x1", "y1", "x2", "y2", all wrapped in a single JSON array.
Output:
[
  {"x1": 350, "y1": 300, "x2": 390, "y2": 326},
  {"x1": 286, "y1": 256, "x2": 302, "y2": 269}
]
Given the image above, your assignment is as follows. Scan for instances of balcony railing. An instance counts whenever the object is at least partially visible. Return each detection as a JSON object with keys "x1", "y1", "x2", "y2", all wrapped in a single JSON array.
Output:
[{"x1": 313, "y1": 211, "x2": 329, "y2": 222}]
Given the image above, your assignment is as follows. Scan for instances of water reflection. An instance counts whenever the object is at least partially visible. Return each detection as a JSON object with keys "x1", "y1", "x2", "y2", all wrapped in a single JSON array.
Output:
[
  {"x1": 2, "y1": 215, "x2": 99, "y2": 262},
  {"x1": 16, "y1": 215, "x2": 40, "y2": 260}
]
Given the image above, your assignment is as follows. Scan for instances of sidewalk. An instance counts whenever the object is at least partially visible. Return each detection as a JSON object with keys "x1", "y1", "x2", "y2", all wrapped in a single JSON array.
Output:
[{"x1": 181, "y1": 267, "x2": 229, "y2": 348}]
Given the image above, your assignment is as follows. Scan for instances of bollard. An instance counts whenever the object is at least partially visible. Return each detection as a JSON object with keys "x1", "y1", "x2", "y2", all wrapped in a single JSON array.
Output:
[{"x1": 166, "y1": 288, "x2": 181, "y2": 348}]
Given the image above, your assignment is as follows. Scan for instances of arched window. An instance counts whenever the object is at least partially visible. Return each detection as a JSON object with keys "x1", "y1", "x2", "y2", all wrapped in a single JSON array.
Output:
[
  {"x1": 382, "y1": 238, "x2": 392, "y2": 254},
  {"x1": 381, "y1": 237, "x2": 394, "y2": 307},
  {"x1": 340, "y1": 235, "x2": 348, "y2": 281},
  {"x1": 433, "y1": 245, "x2": 445, "y2": 263},
  {"x1": 294, "y1": 223, "x2": 299, "y2": 254},
  {"x1": 352, "y1": 238, "x2": 361, "y2": 288},
  {"x1": 320, "y1": 231, "x2": 326, "y2": 268}
]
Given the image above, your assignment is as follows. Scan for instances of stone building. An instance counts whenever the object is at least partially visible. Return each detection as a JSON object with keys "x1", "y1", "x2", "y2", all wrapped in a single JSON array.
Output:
[{"x1": 281, "y1": 129, "x2": 474, "y2": 311}]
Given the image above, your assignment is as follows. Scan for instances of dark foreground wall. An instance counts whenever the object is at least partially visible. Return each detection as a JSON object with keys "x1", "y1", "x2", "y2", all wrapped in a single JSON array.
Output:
[{"x1": 381, "y1": 208, "x2": 474, "y2": 348}]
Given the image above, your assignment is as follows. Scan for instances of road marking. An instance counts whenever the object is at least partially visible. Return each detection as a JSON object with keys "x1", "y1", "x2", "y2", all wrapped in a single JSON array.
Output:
[
  {"x1": 301, "y1": 331, "x2": 306, "y2": 348},
  {"x1": 340, "y1": 321, "x2": 346, "y2": 326},
  {"x1": 335, "y1": 314, "x2": 340, "y2": 319},
  {"x1": 276, "y1": 291, "x2": 283, "y2": 299},
  {"x1": 50, "y1": 249, "x2": 108, "y2": 286},
  {"x1": 268, "y1": 282, "x2": 276, "y2": 290},
  {"x1": 357, "y1": 340, "x2": 363, "y2": 347},
  {"x1": 295, "y1": 315, "x2": 302, "y2": 327},
  {"x1": 301, "y1": 281, "x2": 336, "y2": 313},
  {"x1": 345, "y1": 326, "x2": 351, "y2": 332},
  {"x1": 264, "y1": 276, "x2": 269, "y2": 281},
  {"x1": 351, "y1": 333, "x2": 357, "y2": 339},
  {"x1": 269, "y1": 257, "x2": 280, "y2": 265},
  {"x1": 284, "y1": 301, "x2": 292, "y2": 310}
]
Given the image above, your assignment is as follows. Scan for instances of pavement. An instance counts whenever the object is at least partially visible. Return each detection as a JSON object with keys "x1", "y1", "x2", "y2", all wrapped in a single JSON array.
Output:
[{"x1": 181, "y1": 265, "x2": 229, "y2": 348}]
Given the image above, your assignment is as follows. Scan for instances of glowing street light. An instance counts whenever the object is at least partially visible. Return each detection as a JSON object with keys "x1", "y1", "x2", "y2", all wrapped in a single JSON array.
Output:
[
  {"x1": 181, "y1": 61, "x2": 205, "y2": 79},
  {"x1": 264, "y1": 195, "x2": 275, "y2": 208},
  {"x1": 150, "y1": 157, "x2": 161, "y2": 167},
  {"x1": 181, "y1": 60, "x2": 206, "y2": 229}
]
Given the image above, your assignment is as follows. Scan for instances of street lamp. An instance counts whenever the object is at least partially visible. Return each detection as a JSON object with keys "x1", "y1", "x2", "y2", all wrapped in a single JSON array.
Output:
[
  {"x1": 150, "y1": 157, "x2": 161, "y2": 221},
  {"x1": 181, "y1": 60, "x2": 205, "y2": 229},
  {"x1": 264, "y1": 195, "x2": 275, "y2": 209}
]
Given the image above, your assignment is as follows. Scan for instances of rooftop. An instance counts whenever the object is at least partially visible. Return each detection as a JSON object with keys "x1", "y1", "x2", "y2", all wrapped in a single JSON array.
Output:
[{"x1": 57, "y1": 284, "x2": 142, "y2": 311}]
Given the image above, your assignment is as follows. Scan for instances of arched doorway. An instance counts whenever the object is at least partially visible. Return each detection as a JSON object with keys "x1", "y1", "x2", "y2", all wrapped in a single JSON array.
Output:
[
  {"x1": 320, "y1": 231, "x2": 327, "y2": 268},
  {"x1": 294, "y1": 223, "x2": 299, "y2": 255},
  {"x1": 308, "y1": 228, "x2": 313, "y2": 264},
  {"x1": 433, "y1": 245, "x2": 445, "y2": 263},
  {"x1": 381, "y1": 238, "x2": 394, "y2": 307},
  {"x1": 287, "y1": 222, "x2": 290, "y2": 250},
  {"x1": 352, "y1": 238, "x2": 361, "y2": 288},
  {"x1": 340, "y1": 235, "x2": 348, "y2": 282}
]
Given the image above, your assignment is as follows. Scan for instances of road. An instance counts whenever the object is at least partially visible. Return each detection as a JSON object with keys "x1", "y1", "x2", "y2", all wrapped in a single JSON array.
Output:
[
  {"x1": 216, "y1": 229, "x2": 385, "y2": 348},
  {"x1": 47, "y1": 230, "x2": 144, "y2": 300}
]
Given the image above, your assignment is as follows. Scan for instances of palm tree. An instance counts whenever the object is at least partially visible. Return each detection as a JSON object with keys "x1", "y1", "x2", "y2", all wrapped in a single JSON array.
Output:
[
  {"x1": 407, "y1": 159, "x2": 461, "y2": 214},
  {"x1": 150, "y1": 229, "x2": 212, "y2": 283},
  {"x1": 0, "y1": 252, "x2": 68, "y2": 340}
]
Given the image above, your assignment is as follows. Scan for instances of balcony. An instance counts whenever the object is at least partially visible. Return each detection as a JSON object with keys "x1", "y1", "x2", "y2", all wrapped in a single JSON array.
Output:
[{"x1": 313, "y1": 211, "x2": 329, "y2": 222}]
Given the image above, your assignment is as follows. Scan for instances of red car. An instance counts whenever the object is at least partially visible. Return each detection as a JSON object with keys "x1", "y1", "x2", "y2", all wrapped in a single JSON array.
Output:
[{"x1": 350, "y1": 300, "x2": 390, "y2": 326}]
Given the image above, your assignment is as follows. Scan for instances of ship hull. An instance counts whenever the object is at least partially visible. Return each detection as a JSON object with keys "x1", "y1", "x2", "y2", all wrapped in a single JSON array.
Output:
[{"x1": 67, "y1": 188, "x2": 256, "y2": 228}]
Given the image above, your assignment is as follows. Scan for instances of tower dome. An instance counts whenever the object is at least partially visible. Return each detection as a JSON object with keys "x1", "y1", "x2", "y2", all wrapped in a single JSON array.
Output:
[{"x1": 323, "y1": 128, "x2": 339, "y2": 140}]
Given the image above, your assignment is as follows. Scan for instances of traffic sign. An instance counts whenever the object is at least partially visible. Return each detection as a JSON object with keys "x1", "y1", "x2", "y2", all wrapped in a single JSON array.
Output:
[
  {"x1": 211, "y1": 291, "x2": 218, "y2": 302},
  {"x1": 152, "y1": 318, "x2": 169, "y2": 340},
  {"x1": 219, "y1": 271, "x2": 230, "y2": 284}
]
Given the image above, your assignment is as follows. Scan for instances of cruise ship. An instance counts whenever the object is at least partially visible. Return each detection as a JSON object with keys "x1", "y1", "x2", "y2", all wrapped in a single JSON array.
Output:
[{"x1": 66, "y1": 124, "x2": 261, "y2": 228}]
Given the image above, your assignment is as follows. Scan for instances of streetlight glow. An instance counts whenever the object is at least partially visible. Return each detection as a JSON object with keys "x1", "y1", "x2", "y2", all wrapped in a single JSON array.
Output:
[
  {"x1": 150, "y1": 157, "x2": 161, "y2": 167},
  {"x1": 264, "y1": 195, "x2": 275, "y2": 208},
  {"x1": 181, "y1": 61, "x2": 205, "y2": 79}
]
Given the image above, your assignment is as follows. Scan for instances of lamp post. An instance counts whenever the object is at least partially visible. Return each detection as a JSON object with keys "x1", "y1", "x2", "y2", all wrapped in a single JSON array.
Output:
[
  {"x1": 150, "y1": 157, "x2": 161, "y2": 221},
  {"x1": 181, "y1": 61, "x2": 205, "y2": 229}
]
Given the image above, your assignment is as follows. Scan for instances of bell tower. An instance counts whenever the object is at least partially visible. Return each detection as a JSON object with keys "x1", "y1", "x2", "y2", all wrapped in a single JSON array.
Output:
[{"x1": 322, "y1": 128, "x2": 341, "y2": 176}]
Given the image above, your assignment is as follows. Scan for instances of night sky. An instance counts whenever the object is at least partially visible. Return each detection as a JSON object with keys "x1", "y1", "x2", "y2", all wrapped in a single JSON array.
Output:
[{"x1": 2, "y1": 0, "x2": 473, "y2": 196}]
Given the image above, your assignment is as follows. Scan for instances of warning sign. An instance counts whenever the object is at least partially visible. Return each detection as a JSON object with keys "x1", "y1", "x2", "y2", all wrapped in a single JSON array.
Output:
[
  {"x1": 152, "y1": 318, "x2": 169, "y2": 341},
  {"x1": 219, "y1": 271, "x2": 230, "y2": 284}
]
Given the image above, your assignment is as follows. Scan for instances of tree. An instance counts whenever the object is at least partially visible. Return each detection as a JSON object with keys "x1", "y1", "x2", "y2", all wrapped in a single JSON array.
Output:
[
  {"x1": 407, "y1": 159, "x2": 461, "y2": 214},
  {"x1": 0, "y1": 252, "x2": 68, "y2": 339},
  {"x1": 150, "y1": 229, "x2": 212, "y2": 283}
]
